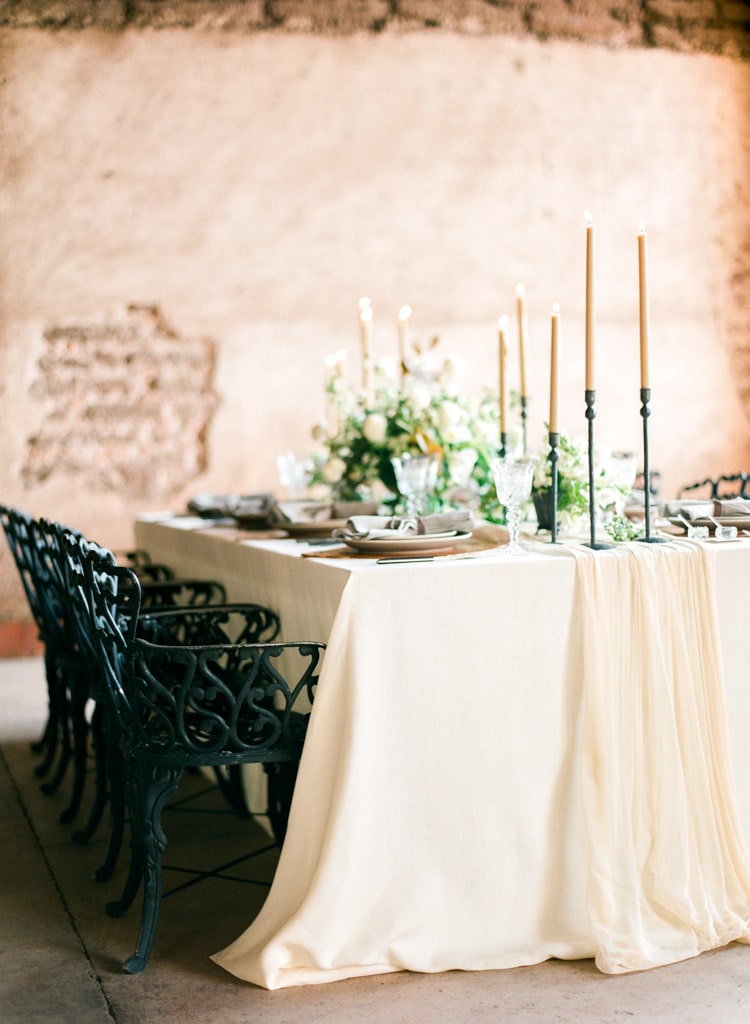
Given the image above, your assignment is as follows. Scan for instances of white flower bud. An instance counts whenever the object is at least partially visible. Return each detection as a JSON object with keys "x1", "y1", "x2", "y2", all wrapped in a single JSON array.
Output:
[
  {"x1": 362, "y1": 413, "x2": 388, "y2": 445},
  {"x1": 321, "y1": 457, "x2": 346, "y2": 484}
]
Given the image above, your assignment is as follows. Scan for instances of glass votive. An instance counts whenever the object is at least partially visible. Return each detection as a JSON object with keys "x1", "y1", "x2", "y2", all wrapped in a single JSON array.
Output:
[
  {"x1": 714, "y1": 524, "x2": 738, "y2": 541},
  {"x1": 686, "y1": 524, "x2": 709, "y2": 540}
]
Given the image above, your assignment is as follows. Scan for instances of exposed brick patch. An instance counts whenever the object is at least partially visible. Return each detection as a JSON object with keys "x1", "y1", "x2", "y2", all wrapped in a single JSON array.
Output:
[
  {"x1": 528, "y1": 0, "x2": 645, "y2": 46},
  {"x1": 22, "y1": 306, "x2": 218, "y2": 498},
  {"x1": 0, "y1": 0, "x2": 748, "y2": 57}
]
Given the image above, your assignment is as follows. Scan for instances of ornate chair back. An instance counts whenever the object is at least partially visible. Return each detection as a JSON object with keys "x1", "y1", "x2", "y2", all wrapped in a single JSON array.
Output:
[{"x1": 63, "y1": 528, "x2": 323, "y2": 973}]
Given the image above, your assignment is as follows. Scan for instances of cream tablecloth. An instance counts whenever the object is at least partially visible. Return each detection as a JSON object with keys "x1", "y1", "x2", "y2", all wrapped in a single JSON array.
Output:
[{"x1": 134, "y1": 517, "x2": 750, "y2": 987}]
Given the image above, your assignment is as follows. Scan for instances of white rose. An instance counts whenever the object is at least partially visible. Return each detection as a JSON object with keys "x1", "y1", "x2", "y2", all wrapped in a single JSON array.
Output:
[
  {"x1": 475, "y1": 419, "x2": 498, "y2": 444},
  {"x1": 321, "y1": 457, "x2": 346, "y2": 484},
  {"x1": 447, "y1": 448, "x2": 478, "y2": 486},
  {"x1": 442, "y1": 423, "x2": 472, "y2": 445},
  {"x1": 362, "y1": 413, "x2": 388, "y2": 445},
  {"x1": 438, "y1": 401, "x2": 462, "y2": 431},
  {"x1": 405, "y1": 381, "x2": 432, "y2": 412}
]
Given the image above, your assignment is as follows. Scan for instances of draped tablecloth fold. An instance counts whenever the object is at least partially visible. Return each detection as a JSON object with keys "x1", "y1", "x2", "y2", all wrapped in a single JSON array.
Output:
[{"x1": 571, "y1": 540, "x2": 750, "y2": 973}]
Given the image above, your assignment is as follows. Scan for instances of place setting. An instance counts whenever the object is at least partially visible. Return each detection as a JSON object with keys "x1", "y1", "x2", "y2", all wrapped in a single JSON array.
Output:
[{"x1": 332, "y1": 507, "x2": 475, "y2": 558}]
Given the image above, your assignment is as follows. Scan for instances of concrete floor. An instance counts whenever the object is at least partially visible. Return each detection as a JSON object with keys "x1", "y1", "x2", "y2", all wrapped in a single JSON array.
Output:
[{"x1": 2, "y1": 656, "x2": 750, "y2": 1024}]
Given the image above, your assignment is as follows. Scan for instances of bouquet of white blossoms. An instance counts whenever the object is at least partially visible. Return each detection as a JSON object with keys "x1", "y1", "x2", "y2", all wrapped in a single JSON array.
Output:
[{"x1": 309, "y1": 337, "x2": 504, "y2": 517}]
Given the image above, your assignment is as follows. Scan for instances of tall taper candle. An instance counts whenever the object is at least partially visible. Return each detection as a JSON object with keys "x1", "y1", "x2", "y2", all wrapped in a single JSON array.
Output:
[
  {"x1": 638, "y1": 223, "x2": 650, "y2": 389},
  {"x1": 584, "y1": 211, "x2": 595, "y2": 391},
  {"x1": 398, "y1": 305, "x2": 411, "y2": 379},
  {"x1": 498, "y1": 315, "x2": 509, "y2": 439},
  {"x1": 324, "y1": 353, "x2": 338, "y2": 434},
  {"x1": 515, "y1": 284, "x2": 528, "y2": 398},
  {"x1": 359, "y1": 297, "x2": 373, "y2": 396},
  {"x1": 550, "y1": 303, "x2": 560, "y2": 434}
]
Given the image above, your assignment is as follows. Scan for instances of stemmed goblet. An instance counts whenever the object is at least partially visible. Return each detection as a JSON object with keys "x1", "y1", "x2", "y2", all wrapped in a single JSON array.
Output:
[
  {"x1": 390, "y1": 452, "x2": 440, "y2": 516},
  {"x1": 491, "y1": 456, "x2": 536, "y2": 556}
]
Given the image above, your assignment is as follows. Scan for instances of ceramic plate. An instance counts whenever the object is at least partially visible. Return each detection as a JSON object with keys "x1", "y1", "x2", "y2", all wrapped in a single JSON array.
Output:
[{"x1": 340, "y1": 531, "x2": 472, "y2": 555}]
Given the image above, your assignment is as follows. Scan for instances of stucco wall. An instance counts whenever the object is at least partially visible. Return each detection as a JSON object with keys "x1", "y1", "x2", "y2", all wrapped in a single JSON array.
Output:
[{"x1": 1, "y1": 17, "x2": 749, "y2": 629}]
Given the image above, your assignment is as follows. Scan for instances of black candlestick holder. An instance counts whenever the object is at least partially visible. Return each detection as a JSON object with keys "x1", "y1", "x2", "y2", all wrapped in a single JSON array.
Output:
[
  {"x1": 520, "y1": 395, "x2": 528, "y2": 455},
  {"x1": 499, "y1": 431, "x2": 508, "y2": 459},
  {"x1": 584, "y1": 389, "x2": 611, "y2": 551},
  {"x1": 638, "y1": 387, "x2": 665, "y2": 544},
  {"x1": 548, "y1": 430, "x2": 560, "y2": 544}
]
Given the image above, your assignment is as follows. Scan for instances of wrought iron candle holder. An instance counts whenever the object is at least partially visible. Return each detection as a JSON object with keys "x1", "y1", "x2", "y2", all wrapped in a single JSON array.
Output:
[
  {"x1": 548, "y1": 430, "x2": 560, "y2": 544},
  {"x1": 499, "y1": 431, "x2": 508, "y2": 459},
  {"x1": 638, "y1": 387, "x2": 665, "y2": 544},
  {"x1": 520, "y1": 395, "x2": 528, "y2": 455},
  {"x1": 584, "y1": 389, "x2": 610, "y2": 550}
]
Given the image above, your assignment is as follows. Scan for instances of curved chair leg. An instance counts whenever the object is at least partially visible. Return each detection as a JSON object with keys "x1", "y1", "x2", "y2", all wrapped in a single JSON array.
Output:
[
  {"x1": 72, "y1": 701, "x2": 107, "y2": 846},
  {"x1": 107, "y1": 752, "x2": 147, "y2": 918},
  {"x1": 39, "y1": 682, "x2": 72, "y2": 795},
  {"x1": 58, "y1": 670, "x2": 90, "y2": 824},
  {"x1": 265, "y1": 760, "x2": 298, "y2": 845},
  {"x1": 117, "y1": 762, "x2": 182, "y2": 974},
  {"x1": 31, "y1": 649, "x2": 61, "y2": 763},
  {"x1": 94, "y1": 713, "x2": 125, "y2": 883},
  {"x1": 212, "y1": 765, "x2": 251, "y2": 817}
]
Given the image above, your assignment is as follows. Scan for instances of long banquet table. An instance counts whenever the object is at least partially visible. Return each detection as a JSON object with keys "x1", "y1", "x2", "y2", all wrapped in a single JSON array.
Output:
[{"x1": 134, "y1": 514, "x2": 750, "y2": 988}]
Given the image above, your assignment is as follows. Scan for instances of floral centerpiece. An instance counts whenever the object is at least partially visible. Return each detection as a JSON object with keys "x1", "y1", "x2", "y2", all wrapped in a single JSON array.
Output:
[{"x1": 309, "y1": 337, "x2": 504, "y2": 518}]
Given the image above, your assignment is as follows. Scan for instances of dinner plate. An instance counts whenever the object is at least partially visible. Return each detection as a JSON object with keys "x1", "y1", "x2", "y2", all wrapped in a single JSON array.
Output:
[
  {"x1": 339, "y1": 531, "x2": 472, "y2": 554},
  {"x1": 282, "y1": 519, "x2": 348, "y2": 539}
]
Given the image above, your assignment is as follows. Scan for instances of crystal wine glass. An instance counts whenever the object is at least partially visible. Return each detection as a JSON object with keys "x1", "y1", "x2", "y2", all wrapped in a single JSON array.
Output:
[
  {"x1": 491, "y1": 456, "x2": 536, "y2": 555},
  {"x1": 610, "y1": 450, "x2": 638, "y2": 517},
  {"x1": 390, "y1": 452, "x2": 440, "y2": 516}
]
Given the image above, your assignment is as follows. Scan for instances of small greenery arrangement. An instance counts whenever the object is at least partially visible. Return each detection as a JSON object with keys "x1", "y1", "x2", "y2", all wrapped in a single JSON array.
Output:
[
  {"x1": 604, "y1": 513, "x2": 645, "y2": 542},
  {"x1": 532, "y1": 433, "x2": 632, "y2": 533}
]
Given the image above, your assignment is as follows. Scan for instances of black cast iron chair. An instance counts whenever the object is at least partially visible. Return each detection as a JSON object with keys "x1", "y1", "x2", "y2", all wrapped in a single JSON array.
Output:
[
  {"x1": 51, "y1": 522, "x2": 278, "y2": 883},
  {"x1": 677, "y1": 471, "x2": 750, "y2": 501},
  {"x1": 64, "y1": 530, "x2": 323, "y2": 973},
  {"x1": 140, "y1": 577, "x2": 227, "y2": 609},
  {"x1": 1, "y1": 507, "x2": 91, "y2": 818},
  {"x1": 0, "y1": 505, "x2": 63, "y2": 776}
]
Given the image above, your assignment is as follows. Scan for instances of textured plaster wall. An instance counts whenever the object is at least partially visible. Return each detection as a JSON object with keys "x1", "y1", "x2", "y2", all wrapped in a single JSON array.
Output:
[{"x1": 1, "y1": 21, "x2": 749, "y2": 624}]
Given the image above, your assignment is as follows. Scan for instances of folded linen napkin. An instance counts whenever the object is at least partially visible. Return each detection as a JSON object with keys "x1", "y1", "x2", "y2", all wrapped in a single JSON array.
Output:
[
  {"x1": 267, "y1": 501, "x2": 333, "y2": 524},
  {"x1": 661, "y1": 499, "x2": 715, "y2": 520},
  {"x1": 715, "y1": 498, "x2": 750, "y2": 516},
  {"x1": 188, "y1": 492, "x2": 274, "y2": 518},
  {"x1": 341, "y1": 510, "x2": 474, "y2": 539}
]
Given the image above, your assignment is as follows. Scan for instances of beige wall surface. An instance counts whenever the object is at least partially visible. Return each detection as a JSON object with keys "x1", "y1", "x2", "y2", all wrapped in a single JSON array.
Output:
[{"x1": 1, "y1": 27, "x2": 749, "y2": 621}]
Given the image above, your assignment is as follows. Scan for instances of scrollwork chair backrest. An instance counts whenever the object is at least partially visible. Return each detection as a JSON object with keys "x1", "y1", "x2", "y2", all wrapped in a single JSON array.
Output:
[
  {"x1": 63, "y1": 529, "x2": 141, "y2": 724},
  {"x1": 65, "y1": 528, "x2": 321, "y2": 764},
  {"x1": 0, "y1": 506, "x2": 57, "y2": 644},
  {"x1": 678, "y1": 471, "x2": 749, "y2": 500}
]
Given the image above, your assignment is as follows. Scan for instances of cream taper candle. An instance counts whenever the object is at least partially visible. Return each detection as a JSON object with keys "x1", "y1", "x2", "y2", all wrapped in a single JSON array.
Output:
[
  {"x1": 498, "y1": 314, "x2": 509, "y2": 439},
  {"x1": 584, "y1": 211, "x2": 595, "y2": 391},
  {"x1": 515, "y1": 284, "x2": 528, "y2": 399},
  {"x1": 398, "y1": 305, "x2": 411, "y2": 379},
  {"x1": 358, "y1": 297, "x2": 373, "y2": 397},
  {"x1": 550, "y1": 303, "x2": 560, "y2": 434},
  {"x1": 638, "y1": 223, "x2": 650, "y2": 389}
]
